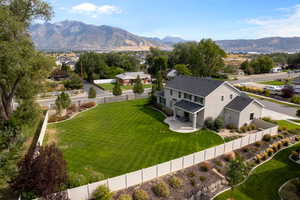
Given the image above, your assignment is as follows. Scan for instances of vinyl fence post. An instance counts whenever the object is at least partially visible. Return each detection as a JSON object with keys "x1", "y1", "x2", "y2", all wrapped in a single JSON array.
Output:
[
  {"x1": 182, "y1": 157, "x2": 184, "y2": 168},
  {"x1": 67, "y1": 189, "x2": 70, "y2": 199},
  {"x1": 255, "y1": 133, "x2": 257, "y2": 142},
  {"x1": 214, "y1": 147, "x2": 217, "y2": 158},
  {"x1": 193, "y1": 153, "x2": 195, "y2": 165},
  {"x1": 248, "y1": 135, "x2": 251, "y2": 145},
  {"x1": 156, "y1": 165, "x2": 158, "y2": 177},
  {"x1": 87, "y1": 184, "x2": 90, "y2": 199},
  {"x1": 170, "y1": 161, "x2": 172, "y2": 172},
  {"x1": 125, "y1": 174, "x2": 128, "y2": 188},
  {"x1": 141, "y1": 169, "x2": 144, "y2": 183}
]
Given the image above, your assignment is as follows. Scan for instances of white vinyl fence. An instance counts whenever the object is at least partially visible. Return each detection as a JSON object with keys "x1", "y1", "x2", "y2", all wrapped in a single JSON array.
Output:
[
  {"x1": 36, "y1": 111, "x2": 49, "y2": 146},
  {"x1": 66, "y1": 126, "x2": 278, "y2": 200},
  {"x1": 94, "y1": 79, "x2": 116, "y2": 84}
]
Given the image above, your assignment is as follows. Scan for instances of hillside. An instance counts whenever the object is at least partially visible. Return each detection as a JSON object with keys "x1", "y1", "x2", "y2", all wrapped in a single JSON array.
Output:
[{"x1": 29, "y1": 20, "x2": 171, "y2": 51}]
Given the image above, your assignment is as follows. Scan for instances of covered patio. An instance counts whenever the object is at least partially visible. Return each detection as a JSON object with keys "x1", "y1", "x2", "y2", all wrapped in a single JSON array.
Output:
[{"x1": 172, "y1": 100, "x2": 205, "y2": 130}]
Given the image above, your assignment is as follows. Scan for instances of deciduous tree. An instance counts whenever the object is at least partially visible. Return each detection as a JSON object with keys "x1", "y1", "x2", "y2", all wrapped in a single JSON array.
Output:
[{"x1": 133, "y1": 75, "x2": 144, "y2": 94}]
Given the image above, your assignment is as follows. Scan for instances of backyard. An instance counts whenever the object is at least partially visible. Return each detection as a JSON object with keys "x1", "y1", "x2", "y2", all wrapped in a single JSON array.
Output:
[
  {"x1": 98, "y1": 83, "x2": 151, "y2": 91},
  {"x1": 215, "y1": 142, "x2": 300, "y2": 200},
  {"x1": 46, "y1": 99, "x2": 223, "y2": 185}
]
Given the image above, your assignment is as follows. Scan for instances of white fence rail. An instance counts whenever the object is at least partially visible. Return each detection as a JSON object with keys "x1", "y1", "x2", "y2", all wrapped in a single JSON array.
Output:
[
  {"x1": 66, "y1": 126, "x2": 278, "y2": 200},
  {"x1": 94, "y1": 79, "x2": 116, "y2": 84},
  {"x1": 36, "y1": 111, "x2": 49, "y2": 146}
]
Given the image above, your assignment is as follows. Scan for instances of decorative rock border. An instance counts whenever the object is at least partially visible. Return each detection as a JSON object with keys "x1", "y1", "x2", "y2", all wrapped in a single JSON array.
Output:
[
  {"x1": 210, "y1": 140, "x2": 300, "y2": 200},
  {"x1": 48, "y1": 104, "x2": 97, "y2": 125},
  {"x1": 278, "y1": 178, "x2": 300, "y2": 200}
]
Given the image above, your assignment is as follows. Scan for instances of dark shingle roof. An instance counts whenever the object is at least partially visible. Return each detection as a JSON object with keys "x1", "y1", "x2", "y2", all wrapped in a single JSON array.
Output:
[
  {"x1": 225, "y1": 96, "x2": 256, "y2": 112},
  {"x1": 166, "y1": 75, "x2": 225, "y2": 97},
  {"x1": 174, "y1": 100, "x2": 204, "y2": 113}
]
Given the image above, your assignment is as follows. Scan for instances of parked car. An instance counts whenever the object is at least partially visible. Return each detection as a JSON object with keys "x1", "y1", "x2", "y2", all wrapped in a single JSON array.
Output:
[{"x1": 264, "y1": 85, "x2": 283, "y2": 94}]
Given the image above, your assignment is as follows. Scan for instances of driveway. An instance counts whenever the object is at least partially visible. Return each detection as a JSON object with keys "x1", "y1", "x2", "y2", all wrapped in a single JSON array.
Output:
[
  {"x1": 256, "y1": 98, "x2": 298, "y2": 118},
  {"x1": 83, "y1": 81, "x2": 108, "y2": 96}
]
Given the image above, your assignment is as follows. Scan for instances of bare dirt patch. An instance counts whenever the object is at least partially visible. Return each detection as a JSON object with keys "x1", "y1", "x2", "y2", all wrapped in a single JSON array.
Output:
[{"x1": 46, "y1": 128, "x2": 58, "y2": 144}]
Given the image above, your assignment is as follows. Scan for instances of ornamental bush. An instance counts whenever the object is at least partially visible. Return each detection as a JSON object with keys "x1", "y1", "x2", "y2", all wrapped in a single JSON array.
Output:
[
  {"x1": 93, "y1": 185, "x2": 113, "y2": 200},
  {"x1": 88, "y1": 87, "x2": 96, "y2": 98},
  {"x1": 297, "y1": 109, "x2": 300, "y2": 117},
  {"x1": 133, "y1": 75, "x2": 144, "y2": 94},
  {"x1": 214, "y1": 117, "x2": 224, "y2": 131},
  {"x1": 113, "y1": 81, "x2": 122, "y2": 96},
  {"x1": 118, "y1": 194, "x2": 132, "y2": 200},
  {"x1": 133, "y1": 189, "x2": 149, "y2": 200},
  {"x1": 204, "y1": 117, "x2": 214, "y2": 130},
  {"x1": 199, "y1": 162, "x2": 211, "y2": 172},
  {"x1": 291, "y1": 95, "x2": 300, "y2": 104},
  {"x1": 263, "y1": 134, "x2": 272, "y2": 142},
  {"x1": 152, "y1": 181, "x2": 170, "y2": 198},
  {"x1": 169, "y1": 176, "x2": 183, "y2": 189}
]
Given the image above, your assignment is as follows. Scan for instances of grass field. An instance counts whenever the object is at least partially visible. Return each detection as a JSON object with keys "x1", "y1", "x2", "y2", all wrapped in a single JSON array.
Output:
[
  {"x1": 47, "y1": 99, "x2": 223, "y2": 184},
  {"x1": 278, "y1": 120, "x2": 300, "y2": 131},
  {"x1": 98, "y1": 83, "x2": 151, "y2": 91},
  {"x1": 215, "y1": 142, "x2": 300, "y2": 200},
  {"x1": 259, "y1": 80, "x2": 287, "y2": 86}
]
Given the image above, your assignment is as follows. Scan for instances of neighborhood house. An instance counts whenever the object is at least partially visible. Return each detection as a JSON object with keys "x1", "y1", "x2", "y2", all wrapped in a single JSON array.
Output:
[
  {"x1": 155, "y1": 75, "x2": 264, "y2": 129},
  {"x1": 116, "y1": 72, "x2": 151, "y2": 85},
  {"x1": 292, "y1": 76, "x2": 300, "y2": 94}
]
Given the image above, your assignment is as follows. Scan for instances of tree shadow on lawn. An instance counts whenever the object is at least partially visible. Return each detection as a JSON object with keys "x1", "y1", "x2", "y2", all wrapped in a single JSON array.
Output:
[
  {"x1": 226, "y1": 145, "x2": 300, "y2": 200},
  {"x1": 136, "y1": 104, "x2": 167, "y2": 123}
]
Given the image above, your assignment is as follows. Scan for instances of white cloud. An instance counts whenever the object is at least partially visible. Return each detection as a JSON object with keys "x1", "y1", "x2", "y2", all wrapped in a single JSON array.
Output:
[
  {"x1": 72, "y1": 2, "x2": 122, "y2": 16},
  {"x1": 245, "y1": 4, "x2": 300, "y2": 38}
]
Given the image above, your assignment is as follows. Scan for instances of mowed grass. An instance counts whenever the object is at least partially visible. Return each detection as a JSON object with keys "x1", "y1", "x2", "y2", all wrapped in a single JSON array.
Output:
[
  {"x1": 278, "y1": 120, "x2": 300, "y2": 131},
  {"x1": 47, "y1": 99, "x2": 223, "y2": 183},
  {"x1": 98, "y1": 83, "x2": 151, "y2": 91},
  {"x1": 215, "y1": 142, "x2": 300, "y2": 200},
  {"x1": 259, "y1": 80, "x2": 286, "y2": 86}
]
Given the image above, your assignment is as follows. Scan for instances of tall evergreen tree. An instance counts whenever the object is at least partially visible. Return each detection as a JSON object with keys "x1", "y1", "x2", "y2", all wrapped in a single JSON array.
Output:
[
  {"x1": 133, "y1": 75, "x2": 144, "y2": 94},
  {"x1": 156, "y1": 72, "x2": 163, "y2": 91},
  {"x1": 112, "y1": 80, "x2": 122, "y2": 96}
]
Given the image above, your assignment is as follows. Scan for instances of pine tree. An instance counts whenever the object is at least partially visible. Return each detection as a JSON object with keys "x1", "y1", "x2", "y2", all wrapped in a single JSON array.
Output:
[
  {"x1": 113, "y1": 81, "x2": 122, "y2": 96},
  {"x1": 88, "y1": 87, "x2": 96, "y2": 98},
  {"x1": 156, "y1": 72, "x2": 163, "y2": 91},
  {"x1": 133, "y1": 75, "x2": 144, "y2": 94}
]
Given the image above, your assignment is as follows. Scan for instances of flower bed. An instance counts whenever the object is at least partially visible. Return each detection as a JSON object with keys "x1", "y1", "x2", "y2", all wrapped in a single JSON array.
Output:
[{"x1": 48, "y1": 102, "x2": 96, "y2": 123}]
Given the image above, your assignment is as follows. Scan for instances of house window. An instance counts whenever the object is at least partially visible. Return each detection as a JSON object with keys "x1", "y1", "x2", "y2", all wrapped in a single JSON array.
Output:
[
  {"x1": 170, "y1": 89, "x2": 173, "y2": 96},
  {"x1": 194, "y1": 96, "x2": 204, "y2": 104},
  {"x1": 159, "y1": 97, "x2": 166, "y2": 106},
  {"x1": 230, "y1": 94, "x2": 233, "y2": 99},
  {"x1": 184, "y1": 93, "x2": 192, "y2": 100},
  {"x1": 178, "y1": 92, "x2": 182, "y2": 98},
  {"x1": 221, "y1": 96, "x2": 224, "y2": 101},
  {"x1": 250, "y1": 113, "x2": 254, "y2": 120}
]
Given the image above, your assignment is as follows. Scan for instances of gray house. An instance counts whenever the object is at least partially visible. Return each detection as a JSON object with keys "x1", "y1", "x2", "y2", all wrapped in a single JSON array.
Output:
[{"x1": 155, "y1": 75, "x2": 264, "y2": 129}]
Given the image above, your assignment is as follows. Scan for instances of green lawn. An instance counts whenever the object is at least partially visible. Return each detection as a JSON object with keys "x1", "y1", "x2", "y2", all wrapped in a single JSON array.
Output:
[
  {"x1": 47, "y1": 99, "x2": 223, "y2": 184},
  {"x1": 278, "y1": 120, "x2": 300, "y2": 131},
  {"x1": 258, "y1": 80, "x2": 287, "y2": 86},
  {"x1": 215, "y1": 142, "x2": 300, "y2": 200},
  {"x1": 98, "y1": 83, "x2": 151, "y2": 91}
]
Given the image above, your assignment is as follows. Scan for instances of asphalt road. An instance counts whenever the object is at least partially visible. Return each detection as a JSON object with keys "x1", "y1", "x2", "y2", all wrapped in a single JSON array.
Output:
[{"x1": 231, "y1": 72, "x2": 300, "y2": 84}]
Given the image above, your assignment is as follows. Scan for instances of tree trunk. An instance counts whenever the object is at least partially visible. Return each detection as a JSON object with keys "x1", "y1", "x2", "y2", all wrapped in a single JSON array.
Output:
[{"x1": 0, "y1": 93, "x2": 14, "y2": 121}]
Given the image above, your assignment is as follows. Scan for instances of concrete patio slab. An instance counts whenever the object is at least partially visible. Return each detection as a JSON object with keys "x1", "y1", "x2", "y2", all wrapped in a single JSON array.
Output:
[{"x1": 164, "y1": 117, "x2": 200, "y2": 133}]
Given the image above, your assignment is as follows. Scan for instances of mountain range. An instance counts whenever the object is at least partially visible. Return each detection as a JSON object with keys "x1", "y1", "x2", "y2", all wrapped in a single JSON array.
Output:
[{"x1": 29, "y1": 20, "x2": 300, "y2": 53}]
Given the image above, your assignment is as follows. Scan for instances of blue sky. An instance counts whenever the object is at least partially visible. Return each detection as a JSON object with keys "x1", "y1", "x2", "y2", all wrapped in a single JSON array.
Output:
[{"x1": 47, "y1": 0, "x2": 300, "y2": 40}]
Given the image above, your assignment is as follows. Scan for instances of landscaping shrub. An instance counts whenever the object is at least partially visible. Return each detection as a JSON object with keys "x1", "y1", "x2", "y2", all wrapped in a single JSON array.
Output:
[
  {"x1": 223, "y1": 152, "x2": 236, "y2": 162},
  {"x1": 277, "y1": 141, "x2": 282, "y2": 149},
  {"x1": 80, "y1": 102, "x2": 96, "y2": 109},
  {"x1": 204, "y1": 117, "x2": 214, "y2": 130},
  {"x1": 264, "y1": 89, "x2": 270, "y2": 97},
  {"x1": 215, "y1": 160, "x2": 223, "y2": 167},
  {"x1": 295, "y1": 136, "x2": 300, "y2": 141},
  {"x1": 278, "y1": 134, "x2": 284, "y2": 139},
  {"x1": 199, "y1": 162, "x2": 211, "y2": 172},
  {"x1": 93, "y1": 185, "x2": 113, "y2": 200},
  {"x1": 291, "y1": 95, "x2": 300, "y2": 104},
  {"x1": 242, "y1": 147, "x2": 249, "y2": 152},
  {"x1": 282, "y1": 138, "x2": 290, "y2": 146},
  {"x1": 261, "y1": 152, "x2": 268, "y2": 160},
  {"x1": 133, "y1": 189, "x2": 149, "y2": 200},
  {"x1": 291, "y1": 151, "x2": 299, "y2": 160},
  {"x1": 187, "y1": 171, "x2": 196, "y2": 177},
  {"x1": 263, "y1": 134, "x2": 272, "y2": 142},
  {"x1": 88, "y1": 87, "x2": 97, "y2": 98},
  {"x1": 169, "y1": 176, "x2": 183, "y2": 189},
  {"x1": 48, "y1": 114, "x2": 69, "y2": 123},
  {"x1": 199, "y1": 176, "x2": 206, "y2": 182},
  {"x1": 190, "y1": 179, "x2": 196, "y2": 186},
  {"x1": 255, "y1": 154, "x2": 262, "y2": 163},
  {"x1": 271, "y1": 144, "x2": 278, "y2": 152},
  {"x1": 240, "y1": 125, "x2": 248, "y2": 133},
  {"x1": 267, "y1": 148, "x2": 274, "y2": 156},
  {"x1": 281, "y1": 86, "x2": 295, "y2": 98},
  {"x1": 297, "y1": 109, "x2": 300, "y2": 117},
  {"x1": 255, "y1": 141, "x2": 263, "y2": 147},
  {"x1": 68, "y1": 104, "x2": 77, "y2": 113},
  {"x1": 250, "y1": 123, "x2": 257, "y2": 130},
  {"x1": 152, "y1": 181, "x2": 170, "y2": 198},
  {"x1": 214, "y1": 117, "x2": 224, "y2": 131},
  {"x1": 118, "y1": 194, "x2": 132, "y2": 200}
]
